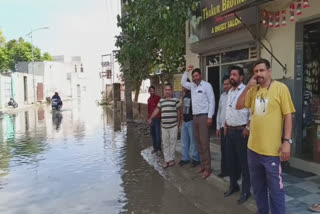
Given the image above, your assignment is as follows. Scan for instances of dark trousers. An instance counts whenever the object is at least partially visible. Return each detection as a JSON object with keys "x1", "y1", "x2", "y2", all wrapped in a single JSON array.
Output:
[
  {"x1": 226, "y1": 128, "x2": 250, "y2": 194},
  {"x1": 248, "y1": 149, "x2": 285, "y2": 214},
  {"x1": 150, "y1": 118, "x2": 161, "y2": 151},
  {"x1": 220, "y1": 128, "x2": 228, "y2": 175}
]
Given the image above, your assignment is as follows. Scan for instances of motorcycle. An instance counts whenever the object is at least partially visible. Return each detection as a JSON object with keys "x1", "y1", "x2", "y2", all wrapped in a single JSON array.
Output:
[
  {"x1": 51, "y1": 98, "x2": 62, "y2": 111},
  {"x1": 8, "y1": 98, "x2": 18, "y2": 108}
]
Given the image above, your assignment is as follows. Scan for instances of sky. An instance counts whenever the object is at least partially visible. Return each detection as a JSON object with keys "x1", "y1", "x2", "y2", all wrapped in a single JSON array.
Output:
[{"x1": 0, "y1": 0, "x2": 121, "y2": 97}]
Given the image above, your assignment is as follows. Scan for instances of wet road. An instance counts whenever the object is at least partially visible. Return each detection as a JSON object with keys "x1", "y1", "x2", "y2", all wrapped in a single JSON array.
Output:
[{"x1": 0, "y1": 100, "x2": 208, "y2": 214}]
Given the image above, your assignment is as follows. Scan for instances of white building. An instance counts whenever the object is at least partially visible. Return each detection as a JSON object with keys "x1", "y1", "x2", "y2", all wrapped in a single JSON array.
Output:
[
  {"x1": 0, "y1": 72, "x2": 35, "y2": 109},
  {"x1": 16, "y1": 56, "x2": 88, "y2": 103}
]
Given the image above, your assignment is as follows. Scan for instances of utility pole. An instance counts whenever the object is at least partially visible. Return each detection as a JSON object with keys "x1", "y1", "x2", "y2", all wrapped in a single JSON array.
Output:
[{"x1": 25, "y1": 27, "x2": 49, "y2": 103}]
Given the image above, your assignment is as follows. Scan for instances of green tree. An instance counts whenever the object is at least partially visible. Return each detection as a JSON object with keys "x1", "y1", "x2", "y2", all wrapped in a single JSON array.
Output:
[
  {"x1": 0, "y1": 29, "x2": 9, "y2": 72},
  {"x1": 6, "y1": 38, "x2": 42, "y2": 71},
  {"x1": 0, "y1": 29, "x2": 5, "y2": 47},
  {"x1": 0, "y1": 29, "x2": 52, "y2": 72},
  {"x1": 42, "y1": 52, "x2": 52, "y2": 61},
  {"x1": 116, "y1": 0, "x2": 199, "y2": 101}
]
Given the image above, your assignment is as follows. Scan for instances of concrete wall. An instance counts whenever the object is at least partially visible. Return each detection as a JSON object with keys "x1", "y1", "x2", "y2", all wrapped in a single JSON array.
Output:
[
  {"x1": 260, "y1": 0, "x2": 320, "y2": 79},
  {"x1": 116, "y1": 101, "x2": 148, "y2": 122},
  {"x1": 0, "y1": 73, "x2": 35, "y2": 109},
  {"x1": 42, "y1": 62, "x2": 72, "y2": 99},
  {"x1": 11, "y1": 72, "x2": 34, "y2": 106},
  {"x1": 0, "y1": 75, "x2": 11, "y2": 109},
  {"x1": 132, "y1": 102, "x2": 148, "y2": 122},
  {"x1": 17, "y1": 60, "x2": 88, "y2": 101},
  {"x1": 106, "y1": 84, "x2": 113, "y2": 102}
]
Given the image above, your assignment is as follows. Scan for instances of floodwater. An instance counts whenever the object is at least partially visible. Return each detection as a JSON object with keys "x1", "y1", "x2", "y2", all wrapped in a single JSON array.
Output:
[{"x1": 0, "y1": 99, "x2": 207, "y2": 214}]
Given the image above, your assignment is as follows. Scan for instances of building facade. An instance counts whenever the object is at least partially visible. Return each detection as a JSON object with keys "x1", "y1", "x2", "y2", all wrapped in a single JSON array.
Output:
[
  {"x1": 186, "y1": 0, "x2": 320, "y2": 174},
  {"x1": 16, "y1": 56, "x2": 88, "y2": 103}
]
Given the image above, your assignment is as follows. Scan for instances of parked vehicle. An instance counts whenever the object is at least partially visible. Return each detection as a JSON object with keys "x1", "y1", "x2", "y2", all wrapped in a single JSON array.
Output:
[{"x1": 8, "y1": 98, "x2": 18, "y2": 108}]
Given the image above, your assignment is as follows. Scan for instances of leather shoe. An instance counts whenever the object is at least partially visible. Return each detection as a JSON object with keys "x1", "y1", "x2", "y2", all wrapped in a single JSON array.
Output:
[
  {"x1": 217, "y1": 173, "x2": 227, "y2": 178},
  {"x1": 237, "y1": 192, "x2": 251, "y2": 204},
  {"x1": 191, "y1": 160, "x2": 201, "y2": 168},
  {"x1": 178, "y1": 160, "x2": 190, "y2": 167},
  {"x1": 224, "y1": 186, "x2": 240, "y2": 197}
]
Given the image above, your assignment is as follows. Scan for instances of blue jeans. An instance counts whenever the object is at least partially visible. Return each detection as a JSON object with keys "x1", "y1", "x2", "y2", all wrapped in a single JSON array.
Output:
[
  {"x1": 181, "y1": 120, "x2": 200, "y2": 162},
  {"x1": 150, "y1": 118, "x2": 161, "y2": 151},
  {"x1": 248, "y1": 149, "x2": 285, "y2": 214}
]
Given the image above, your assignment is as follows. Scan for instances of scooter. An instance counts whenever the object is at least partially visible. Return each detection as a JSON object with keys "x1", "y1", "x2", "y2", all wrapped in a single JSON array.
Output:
[
  {"x1": 8, "y1": 98, "x2": 18, "y2": 108},
  {"x1": 51, "y1": 98, "x2": 62, "y2": 111}
]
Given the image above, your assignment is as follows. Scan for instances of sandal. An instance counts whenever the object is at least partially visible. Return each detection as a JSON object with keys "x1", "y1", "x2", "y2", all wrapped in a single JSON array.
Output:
[
  {"x1": 168, "y1": 160, "x2": 175, "y2": 167},
  {"x1": 162, "y1": 162, "x2": 170, "y2": 169},
  {"x1": 309, "y1": 203, "x2": 320, "y2": 212}
]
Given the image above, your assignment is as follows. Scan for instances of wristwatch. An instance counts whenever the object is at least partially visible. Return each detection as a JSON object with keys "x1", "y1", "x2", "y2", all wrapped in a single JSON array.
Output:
[
  {"x1": 282, "y1": 138, "x2": 293, "y2": 144},
  {"x1": 245, "y1": 125, "x2": 250, "y2": 131}
]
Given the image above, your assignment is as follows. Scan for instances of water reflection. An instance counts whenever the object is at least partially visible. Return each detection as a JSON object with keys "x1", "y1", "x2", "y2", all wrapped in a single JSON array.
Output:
[
  {"x1": 0, "y1": 99, "x2": 203, "y2": 214},
  {"x1": 52, "y1": 111, "x2": 63, "y2": 130}
]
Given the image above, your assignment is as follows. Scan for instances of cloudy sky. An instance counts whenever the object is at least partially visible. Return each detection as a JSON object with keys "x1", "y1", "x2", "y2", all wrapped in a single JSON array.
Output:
[{"x1": 0, "y1": 0, "x2": 121, "y2": 96}]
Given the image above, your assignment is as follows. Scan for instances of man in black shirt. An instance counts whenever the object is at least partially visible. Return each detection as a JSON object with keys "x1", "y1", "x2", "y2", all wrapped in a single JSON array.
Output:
[{"x1": 179, "y1": 85, "x2": 200, "y2": 167}]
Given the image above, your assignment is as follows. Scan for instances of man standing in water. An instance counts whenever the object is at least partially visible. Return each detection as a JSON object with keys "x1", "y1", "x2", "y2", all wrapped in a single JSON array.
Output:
[
  {"x1": 181, "y1": 66, "x2": 215, "y2": 179},
  {"x1": 148, "y1": 83, "x2": 181, "y2": 168}
]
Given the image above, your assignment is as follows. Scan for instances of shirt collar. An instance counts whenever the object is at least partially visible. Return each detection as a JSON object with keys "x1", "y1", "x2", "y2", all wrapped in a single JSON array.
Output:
[
  {"x1": 230, "y1": 83, "x2": 245, "y2": 92},
  {"x1": 193, "y1": 80, "x2": 203, "y2": 87}
]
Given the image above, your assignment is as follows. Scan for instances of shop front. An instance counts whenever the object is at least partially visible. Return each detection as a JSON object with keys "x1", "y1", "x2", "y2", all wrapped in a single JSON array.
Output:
[
  {"x1": 188, "y1": 0, "x2": 259, "y2": 131},
  {"x1": 295, "y1": 18, "x2": 320, "y2": 165},
  {"x1": 187, "y1": 0, "x2": 320, "y2": 173}
]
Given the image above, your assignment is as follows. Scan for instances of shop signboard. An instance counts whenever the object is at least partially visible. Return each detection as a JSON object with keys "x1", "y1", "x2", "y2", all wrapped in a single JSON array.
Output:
[{"x1": 189, "y1": 0, "x2": 258, "y2": 43}]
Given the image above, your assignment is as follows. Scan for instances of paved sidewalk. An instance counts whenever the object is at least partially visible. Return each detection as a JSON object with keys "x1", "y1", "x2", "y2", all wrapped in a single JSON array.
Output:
[{"x1": 174, "y1": 138, "x2": 320, "y2": 214}]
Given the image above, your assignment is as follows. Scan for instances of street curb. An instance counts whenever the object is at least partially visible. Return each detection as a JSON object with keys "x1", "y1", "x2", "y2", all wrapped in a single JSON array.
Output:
[{"x1": 175, "y1": 142, "x2": 258, "y2": 214}]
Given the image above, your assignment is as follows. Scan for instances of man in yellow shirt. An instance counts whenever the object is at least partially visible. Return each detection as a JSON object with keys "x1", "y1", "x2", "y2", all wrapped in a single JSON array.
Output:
[{"x1": 236, "y1": 58, "x2": 295, "y2": 214}]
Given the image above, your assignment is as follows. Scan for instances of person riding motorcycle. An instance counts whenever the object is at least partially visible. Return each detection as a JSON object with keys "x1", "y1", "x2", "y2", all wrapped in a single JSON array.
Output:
[{"x1": 51, "y1": 92, "x2": 63, "y2": 110}]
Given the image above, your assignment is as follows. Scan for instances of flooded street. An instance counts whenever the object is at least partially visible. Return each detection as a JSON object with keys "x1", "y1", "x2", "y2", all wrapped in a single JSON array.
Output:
[{"x1": 0, "y1": 99, "x2": 207, "y2": 214}]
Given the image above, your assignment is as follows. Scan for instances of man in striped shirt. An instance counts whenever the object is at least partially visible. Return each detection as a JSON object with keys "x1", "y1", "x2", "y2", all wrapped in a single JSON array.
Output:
[{"x1": 148, "y1": 83, "x2": 181, "y2": 168}]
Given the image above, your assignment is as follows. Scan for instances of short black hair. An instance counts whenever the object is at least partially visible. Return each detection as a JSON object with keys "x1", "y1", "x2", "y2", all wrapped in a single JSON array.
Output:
[
  {"x1": 254, "y1": 58, "x2": 271, "y2": 70},
  {"x1": 222, "y1": 74, "x2": 230, "y2": 82},
  {"x1": 149, "y1": 86, "x2": 155, "y2": 91},
  {"x1": 164, "y1": 83, "x2": 173, "y2": 89},
  {"x1": 192, "y1": 68, "x2": 201, "y2": 76},
  {"x1": 229, "y1": 66, "x2": 244, "y2": 76}
]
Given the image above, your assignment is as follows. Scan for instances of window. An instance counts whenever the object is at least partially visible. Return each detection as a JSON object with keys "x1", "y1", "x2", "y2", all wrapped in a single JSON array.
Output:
[
  {"x1": 80, "y1": 64, "x2": 84, "y2": 72},
  {"x1": 74, "y1": 65, "x2": 77, "y2": 72}
]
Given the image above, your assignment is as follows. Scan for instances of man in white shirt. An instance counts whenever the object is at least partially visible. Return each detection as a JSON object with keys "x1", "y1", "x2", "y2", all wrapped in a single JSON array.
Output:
[
  {"x1": 181, "y1": 65, "x2": 215, "y2": 179},
  {"x1": 216, "y1": 75, "x2": 232, "y2": 178},
  {"x1": 224, "y1": 66, "x2": 251, "y2": 204}
]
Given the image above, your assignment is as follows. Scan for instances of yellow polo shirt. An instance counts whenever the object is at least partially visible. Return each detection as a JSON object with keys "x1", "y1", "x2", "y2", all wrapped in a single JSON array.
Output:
[{"x1": 245, "y1": 81, "x2": 295, "y2": 156}]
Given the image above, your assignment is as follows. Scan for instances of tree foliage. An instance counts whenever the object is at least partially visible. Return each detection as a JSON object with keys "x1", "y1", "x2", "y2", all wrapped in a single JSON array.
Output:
[
  {"x1": 0, "y1": 29, "x2": 53, "y2": 73},
  {"x1": 0, "y1": 29, "x2": 9, "y2": 72},
  {"x1": 116, "y1": 0, "x2": 199, "y2": 87}
]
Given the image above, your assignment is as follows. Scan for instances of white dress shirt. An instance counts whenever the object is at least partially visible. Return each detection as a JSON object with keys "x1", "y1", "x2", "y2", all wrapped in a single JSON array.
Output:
[
  {"x1": 216, "y1": 91, "x2": 228, "y2": 130},
  {"x1": 181, "y1": 72, "x2": 215, "y2": 118},
  {"x1": 225, "y1": 83, "x2": 250, "y2": 126}
]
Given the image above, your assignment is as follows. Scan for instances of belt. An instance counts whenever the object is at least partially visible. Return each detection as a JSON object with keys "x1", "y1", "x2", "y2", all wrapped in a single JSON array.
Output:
[
  {"x1": 227, "y1": 124, "x2": 246, "y2": 130},
  {"x1": 193, "y1": 113, "x2": 208, "y2": 116}
]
